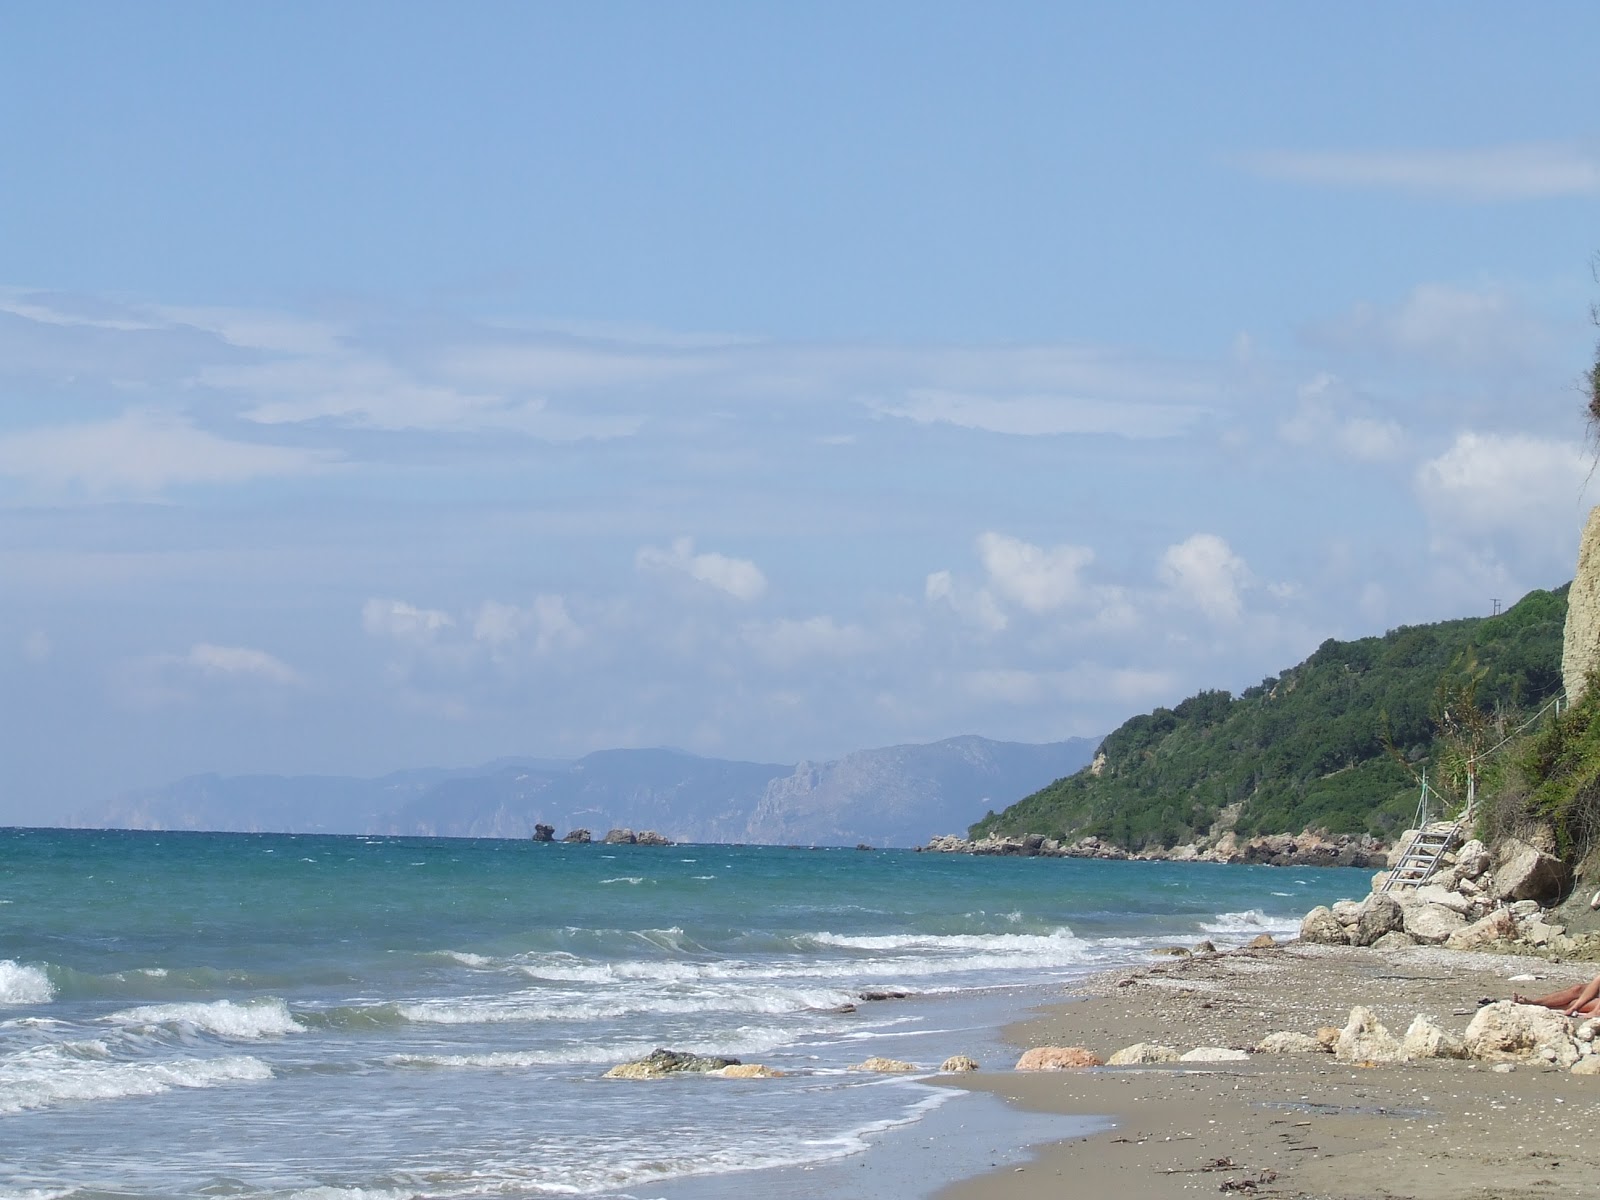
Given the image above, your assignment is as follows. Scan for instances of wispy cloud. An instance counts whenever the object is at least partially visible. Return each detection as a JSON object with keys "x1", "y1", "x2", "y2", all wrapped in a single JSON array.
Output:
[
  {"x1": 872, "y1": 388, "x2": 1204, "y2": 438},
  {"x1": 1244, "y1": 142, "x2": 1600, "y2": 200},
  {"x1": 636, "y1": 537, "x2": 768, "y2": 602}
]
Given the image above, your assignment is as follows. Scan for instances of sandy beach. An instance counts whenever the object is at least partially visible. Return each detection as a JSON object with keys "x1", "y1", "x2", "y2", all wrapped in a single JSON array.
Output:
[{"x1": 936, "y1": 942, "x2": 1600, "y2": 1200}]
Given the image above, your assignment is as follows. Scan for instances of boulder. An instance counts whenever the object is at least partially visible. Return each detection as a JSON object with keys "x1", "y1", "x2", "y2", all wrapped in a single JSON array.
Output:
[
  {"x1": 1413, "y1": 884, "x2": 1475, "y2": 915},
  {"x1": 563, "y1": 828, "x2": 592, "y2": 844},
  {"x1": 1578, "y1": 1018, "x2": 1600, "y2": 1044},
  {"x1": 850, "y1": 1056, "x2": 916, "y2": 1073},
  {"x1": 1464, "y1": 1002, "x2": 1579, "y2": 1067},
  {"x1": 1401, "y1": 1016, "x2": 1465, "y2": 1060},
  {"x1": 1179, "y1": 1047, "x2": 1250, "y2": 1063},
  {"x1": 1571, "y1": 1056, "x2": 1600, "y2": 1076},
  {"x1": 1354, "y1": 893, "x2": 1405, "y2": 946},
  {"x1": 1402, "y1": 903, "x2": 1467, "y2": 945},
  {"x1": 1106, "y1": 1043, "x2": 1181, "y2": 1065},
  {"x1": 1372, "y1": 931, "x2": 1416, "y2": 950},
  {"x1": 718, "y1": 1063, "x2": 784, "y2": 1078},
  {"x1": 1444, "y1": 909, "x2": 1517, "y2": 951},
  {"x1": 603, "y1": 828, "x2": 637, "y2": 845},
  {"x1": 1331, "y1": 899, "x2": 1363, "y2": 926},
  {"x1": 1256, "y1": 1032, "x2": 1325, "y2": 1054},
  {"x1": 531, "y1": 824, "x2": 555, "y2": 842},
  {"x1": 1491, "y1": 839, "x2": 1572, "y2": 904},
  {"x1": 1193, "y1": 940, "x2": 1217, "y2": 954},
  {"x1": 603, "y1": 1049, "x2": 741, "y2": 1079},
  {"x1": 940, "y1": 1055, "x2": 980, "y2": 1072},
  {"x1": 1315, "y1": 1026, "x2": 1341, "y2": 1052},
  {"x1": 1455, "y1": 839, "x2": 1491, "y2": 880},
  {"x1": 1522, "y1": 918, "x2": 1565, "y2": 947},
  {"x1": 1299, "y1": 906, "x2": 1350, "y2": 945},
  {"x1": 1335, "y1": 1006, "x2": 1404, "y2": 1064},
  {"x1": 1247, "y1": 934, "x2": 1277, "y2": 950},
  {"x1": 635, "y1": 830, "x2": 672, "y2": 846},
  {"x1": 1015, "y1": 1046, "x2": 1102, "y2": 1070}
]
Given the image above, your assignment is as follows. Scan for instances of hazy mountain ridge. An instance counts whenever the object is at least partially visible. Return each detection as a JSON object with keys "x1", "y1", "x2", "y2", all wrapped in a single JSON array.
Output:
[{"x1": 76, "y1": 736, "x2": 1099, "y2": 847}]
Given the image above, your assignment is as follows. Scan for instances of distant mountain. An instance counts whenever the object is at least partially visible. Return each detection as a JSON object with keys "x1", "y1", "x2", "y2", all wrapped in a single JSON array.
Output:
[{"x1": 77, "y1": 736, "x2": 1100, "y2": 847}]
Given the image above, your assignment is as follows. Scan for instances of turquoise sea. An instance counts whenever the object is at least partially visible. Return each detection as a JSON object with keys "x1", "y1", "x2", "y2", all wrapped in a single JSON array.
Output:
[{"x1": 0, "y1": 828, "x2": 1366, "y2": 1199}]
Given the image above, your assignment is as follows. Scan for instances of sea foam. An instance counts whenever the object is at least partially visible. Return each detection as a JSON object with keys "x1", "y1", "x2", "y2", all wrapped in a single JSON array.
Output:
[
  {"x1": 0, "y1": 962, "x2": 53, "y2": 1007},
  {"x1": 107, "y1": 998, "x2": 303, "y2": 1039},
  {"x1": 0, "y1": 1044, "x2": 273, "y2": 1114}
]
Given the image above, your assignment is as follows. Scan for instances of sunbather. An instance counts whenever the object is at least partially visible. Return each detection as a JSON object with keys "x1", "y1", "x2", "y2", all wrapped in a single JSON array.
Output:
[{"x1": 1513, "y1": 974, "x2": 1600, "y2": 1017}]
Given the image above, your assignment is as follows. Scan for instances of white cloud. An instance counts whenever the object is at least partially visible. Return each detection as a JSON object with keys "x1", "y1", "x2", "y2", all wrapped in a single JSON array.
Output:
[
  {"x1": 183, "y1": 643, "x2": 301, "y2": 686},
  {"x1": 925, "y1": 569, "x2": 1008, "y2": 632},
  {"x1": 977, "y1": 532, "x2": 1094, "y2": 614},
  {"x1": 362, "y1": 598, "x2": 456, "y2": 641},
  {"x1": 1415, "y1": 431, "x2": 1589, "y2": 541},
  {"x1": 741, "y1": 616, "x2": 873, "y2": 666},
  {"x1": 472, "y1": 596, "x2": 584, "y2": 655},
  {"x1": 1310, "y1": 284, "x2": 1550, "y2": 369},
  {"x1": 1245, "y1": 142, "x2": 1600, "y2": 200},
  {"x1": 0, "y1": 410, "x2": 335, "y2": 496},
  {"x1": 875, "y1": 388, "x2": 1203, "y2": 438},
  {"x1": 636, "y1": 537, "x2": 768, "y2": 601},
  {"x1": 1159, "y1": 534, "x2": 1251, "y2": 621},
  {"x1": 1278, "y1": 374, "x2": 1404, "y2": 462}
]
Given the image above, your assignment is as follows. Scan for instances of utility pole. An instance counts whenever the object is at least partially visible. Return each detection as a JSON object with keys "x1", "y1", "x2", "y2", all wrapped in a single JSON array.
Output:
[{"x1": 1491, "y1": 598, "x2": 1501, "y2": 616}]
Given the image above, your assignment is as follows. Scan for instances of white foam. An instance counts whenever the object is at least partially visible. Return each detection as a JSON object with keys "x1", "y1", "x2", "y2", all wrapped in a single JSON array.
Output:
[
  {"x1": 0, "y1": 961, "x2": 54, "y2": 1007},
  {"x1": 108, "y1": 998, "x2": 303, "y2": 1039},
  {"x1": 286, "y1": 1187, "x2": 417, "y2": 1200},
  {"x1": 0, "y1": 1044, "x2": 272, "y2": 1114},
  {"x1": 438, "y1": 951, "x2": 493, "y2": 967},
  {"x1": 1199, "y1": 908, "x2": 1297, "y2": 935},
  {"x1": 600, "y1": 876, "x2": 645, "y2": 885}
]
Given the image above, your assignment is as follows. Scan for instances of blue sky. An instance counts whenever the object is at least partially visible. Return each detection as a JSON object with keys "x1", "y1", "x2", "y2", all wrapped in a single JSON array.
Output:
[{"x1": 2, "y1": 4, "x2": 1597, "y2": 823}]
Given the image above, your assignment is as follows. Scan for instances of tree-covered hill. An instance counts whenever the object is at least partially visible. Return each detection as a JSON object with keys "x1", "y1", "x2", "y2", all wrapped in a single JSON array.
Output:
[{"x1": 971, "y1": 585, "x2": 1569, "y2": 849}]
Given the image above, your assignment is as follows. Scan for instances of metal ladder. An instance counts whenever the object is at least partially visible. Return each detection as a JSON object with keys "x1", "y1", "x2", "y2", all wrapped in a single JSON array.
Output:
[{"x1": 1380, "y1": 820, "x2": 1463, "y2": 892}]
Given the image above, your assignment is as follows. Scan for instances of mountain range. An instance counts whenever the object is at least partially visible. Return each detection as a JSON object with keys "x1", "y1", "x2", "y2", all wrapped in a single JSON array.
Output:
[{"x1": 76, "y1": 735, "x2": 1100, "y2": 848}]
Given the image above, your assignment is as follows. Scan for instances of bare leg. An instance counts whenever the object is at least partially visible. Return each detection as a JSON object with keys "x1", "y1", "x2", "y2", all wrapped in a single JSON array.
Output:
[{"x1": 1514, "y1": 983, "x2": 1585, "y2": 1008}]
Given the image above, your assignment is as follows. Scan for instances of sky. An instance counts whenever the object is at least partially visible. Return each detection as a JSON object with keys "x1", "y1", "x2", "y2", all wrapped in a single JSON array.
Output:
[{"x1": 2, "y1": 3, "x2": 1598, "y2": 824}]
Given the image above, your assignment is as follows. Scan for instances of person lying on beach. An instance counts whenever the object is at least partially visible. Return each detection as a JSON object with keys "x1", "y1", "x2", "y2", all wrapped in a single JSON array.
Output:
[{"x1": 1513, "y1": 974, "x2": 1600, "y2": 1017}]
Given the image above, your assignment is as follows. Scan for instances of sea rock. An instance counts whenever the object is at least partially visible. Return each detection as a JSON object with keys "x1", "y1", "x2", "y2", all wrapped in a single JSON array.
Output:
[
  {"x1": 1464, "y1": 1002, "x2": 1579, "y2": 1067},
  {"x1": 1445, "y1": 909, "x2": 1517, "y2": 951},
  {"x1": 1402, "y1": 903, "x2": 1467, "y2": 945},
  {"x1": 1107, "y1": 1043, "x2": 1181, "y2": 1065},
  {"x1": 1491, "y1": 839, "x2": 1572, "y2": 904},
  {"x1": 1335, "y1": 1006, "x2": 1404, "y2": 1064},
  {"x1": 1015, "y1": 1046, "x2": 1103, "y2": 1070},
  {"x1": 1402, "y1": 1016, "x2": 1465, "y2": 1060},
  {"x1": 603, "y1": 828, "x2": 637, "y2": 845},
  {"x1": 1354, "y1": 893, "x2": 1405, "y2": 946},
  {"x1": 563, "y1": 828, "x2": 592, "y2": 844},
  {"x1": 531, "y1": 824, "x2": 555, "y2": 842},
  {"x1": 603, "y1": 1049, "x2": 742, "y2": 1079},
  {"x1": 635, "y1": 830, "x2": 672, "y2": 846},
  {"x1": 850, "y1": 1056, "x2": 917, "y2": 1073},
  {"x1": 940, "y1": 1055, "x2": 980, "y2": 1072},
  {"x1": 1299, "y1": 906, "x2": 1350, "y2": 945},
  {"x1": 1247, "y1": 934, "x2": 1277, "y2": 950},
  {"x1": 1372, "y1": 931, "x2": 1416, "y2": 950},
  {"x1": 718, "y1": 1063, "x2": 784, "y2": 1078},
  {"x1": 1179, "y1": 1047, "x2": 1250, "y2": 1062},
  {"x1": 1256, "y1": 1032, "x2": 1324, "y2": 1054}
]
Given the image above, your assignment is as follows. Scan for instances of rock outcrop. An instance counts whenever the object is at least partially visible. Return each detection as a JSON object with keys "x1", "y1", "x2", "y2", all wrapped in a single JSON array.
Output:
[
  {"x1": 603, "y1": 1049, "x2": 741, "y2": 1079},
  {"x1": 1107, "y1": 1042, "x2": 1182, "y2": 1065},
  {"x1": 921, "y1": 829, "x2": 1385, "y2": 868},
  {"x1": 562, "y1": 828, "x2": 592, "y2": 843},
  {"x1": 1563, "y1": 505, "x2": 1600, "y2": 702},
  {"x1": 1015, "y1": 1046, "x2": 1103, "y2": 1070},
  {"x1": 531, "y1": 823, "x2": 555, "y2": 842}
]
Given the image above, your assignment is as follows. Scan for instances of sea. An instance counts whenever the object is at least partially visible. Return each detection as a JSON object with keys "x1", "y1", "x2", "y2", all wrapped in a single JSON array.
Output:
[{"x1": 0, "y1": 828, "x2": 1369, "y2": 1200}]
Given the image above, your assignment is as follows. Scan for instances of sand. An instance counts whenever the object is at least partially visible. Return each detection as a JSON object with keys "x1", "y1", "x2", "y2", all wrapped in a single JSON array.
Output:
[{"x1": 935, "y1": 942, "x2": 1600, "y2": 1200}]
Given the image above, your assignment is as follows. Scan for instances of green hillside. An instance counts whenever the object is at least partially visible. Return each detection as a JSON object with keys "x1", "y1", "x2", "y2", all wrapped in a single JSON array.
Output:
[{"x1": 972, "y1": 585, "x2": 1569, "y2": 849}]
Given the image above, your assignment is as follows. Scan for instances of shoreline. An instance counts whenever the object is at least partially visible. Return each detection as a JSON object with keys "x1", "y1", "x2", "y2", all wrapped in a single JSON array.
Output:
[{"x1": 932, "y1": 942, "x2": 1600, "y2": 1199}]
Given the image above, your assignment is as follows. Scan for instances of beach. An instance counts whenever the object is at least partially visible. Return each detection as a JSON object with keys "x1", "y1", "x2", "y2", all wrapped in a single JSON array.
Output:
[{"x1": 937, "y1": 942, "x2": 1600, "y2": 1200}]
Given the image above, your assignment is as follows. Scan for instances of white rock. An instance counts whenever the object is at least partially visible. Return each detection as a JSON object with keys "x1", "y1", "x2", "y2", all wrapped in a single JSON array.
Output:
[
  {"x1": 1455, "y1": 839, "x2": 1491, "y2": 881},
  {"x1": 1464, "y1": 1002, "x2": 1579, "y2": 1068},
  {"x1": 1106, "y1": 1042, "x2": 1181, "y2": 1065},
  {"x1": 1402, "y1": 903, "x2": 1467, "y2": 945},
  {"x1": 1299, "y1": 906, "x2": 1350, "y2": 945},
  {"x1": 1335, "y1": 1006, "x2": 1405, "y2": 1064},
  {"x1": 1492, "y1": 840, "x2": 1571, "y2": 905},
  {"x1": 1413, "y1": 884, "x2": 1474, "y2": 914},
  {"x1": 1256, "y1": 1032, "x2": 1324, "y2": 1054},
  {"x1": 1402, "y1": 1015, "x2": 1465, "y2": 1060},
  {"x1": 1179, "y1": 1047, "x2": 1249, "y2": 1062},
  {"x1": 1331, "y1": 899, "x2": 1363, "y2": 925}
]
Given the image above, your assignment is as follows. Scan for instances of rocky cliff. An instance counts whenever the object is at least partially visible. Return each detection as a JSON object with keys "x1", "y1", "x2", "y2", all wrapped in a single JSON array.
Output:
[{"x1": 1563, "y1": 505, "x2": 1600, "y2": 701}]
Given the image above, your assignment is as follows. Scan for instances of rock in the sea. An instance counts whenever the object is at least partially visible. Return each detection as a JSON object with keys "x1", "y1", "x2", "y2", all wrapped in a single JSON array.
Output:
[
  {"x1": 1335, "y1": 1006, "x2": 1404, "y2": 1064},
  {"x1": 850, "y1": 1056, "x2": 917, "y2": 1073},
  {"x1": 1491, "y1": 838, "x2": 1572, "y2": 904},
  {"x1": 718, "y1": 1063, "x2": 784, "y2": 1078},
  {"x1": 940, "y1": 1055, "x2": 980, "y2": 1072},
  {"x1": 1402, "y1": 903, "x2": 1467, "y2": 945},
  {"x1": 1402, "y1": 1016, "x2": 1465, "y2": 1060},
  {"x1": 1247, "y1": 933, "x2": 1277, "y2": 950},
  {"x1": 1465, "y1": 1001, "x2": 1579, "y2": 1067},
  {"x1": 1015, "y1": 1046, "x2": 1103, "y2": 1070},
  {"x1": 1179, "y1": 1047, "x2": 1250, "y2": 1062},
  {"x1": 1444, "y1": 909, "x2": 1516, "y2": 951},
  {"x1": 1299, "y1": 906, "x2": 1350, "y2": 945},
  {"x1": 635, "y1": 829, "x2": 672, "y2": 846},
  {"x1": 531, "y1": 823, "x2": 555, "y2": 842},
  {"x1": 1354, "y1": 893, "x2": 1404, "y2": 946},
  {"x1": 1106, "y1": 1043, "x2": 1181, "y2": 1065},
  {"x1": 563, "y1": 828, "x2": 592, "y2": 844},
  {"x1": 1256, "y1": 1032, "x2": 1325, "y2": 1054},
  {"x1": 602, "y1": 828, "x2": 637, "y2": 845},
  {"x1": 603, "y1": 1049, "x2": 742, "y2": 1079}
]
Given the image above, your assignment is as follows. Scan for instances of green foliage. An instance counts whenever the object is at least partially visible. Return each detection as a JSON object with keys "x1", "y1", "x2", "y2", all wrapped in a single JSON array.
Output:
[
  {"x1": 971, "y1": 585, "x2": 1569, "y2": 849},
  {"x1": 1511, "y1": 676, "x2": 1600, "y2": 858}
]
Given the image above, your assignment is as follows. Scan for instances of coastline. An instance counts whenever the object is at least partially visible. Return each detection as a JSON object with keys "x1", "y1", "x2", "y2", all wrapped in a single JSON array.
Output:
[{"x1": 932, "y1": 942, "x2": 1600, "y2": 1199}]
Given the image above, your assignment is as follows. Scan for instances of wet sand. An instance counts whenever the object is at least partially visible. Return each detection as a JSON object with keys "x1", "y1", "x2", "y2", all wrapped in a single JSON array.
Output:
[{"x1": 935, "y1": 942, "x2": 1600, "y2": 1199}]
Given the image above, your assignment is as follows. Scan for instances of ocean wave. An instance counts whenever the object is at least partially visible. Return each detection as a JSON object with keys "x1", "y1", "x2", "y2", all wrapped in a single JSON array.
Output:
[
  {"x1": 0, "y1": 1044, "x2": 272, "y2": 1114},
  {"x1": 395, "y1": 984, "x2": 856, "y2": 1026},
  {"x1": 600, "y1": 876, "x2": 646, "y2": 885},
  {"x1": 1199, "y1": 909, "x2": 1298, "y2": 935},
  {"x1": 0, "y1": 962, "x2": 53, "y2": 1007},
  {"x1": 107, "y1": 998, "x2": 303, "y2": 1039}
]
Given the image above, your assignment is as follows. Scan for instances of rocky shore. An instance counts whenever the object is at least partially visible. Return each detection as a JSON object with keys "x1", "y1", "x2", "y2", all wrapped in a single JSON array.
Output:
[{"x1": 918, "y1": 828, "x2": 1386, "y2": 868}]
